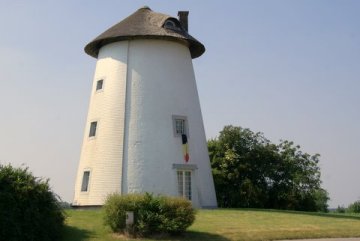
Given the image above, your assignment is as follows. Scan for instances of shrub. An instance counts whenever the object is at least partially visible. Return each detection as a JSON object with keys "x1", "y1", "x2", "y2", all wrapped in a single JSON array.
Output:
[
  {"x1": 0, "y1": 164, "x2": 65, "y2": 241},
  {"x1": 335, "y1": 205, "x2": 346, "y2": 213},
  {"x1": 103, "y1": 193, "x2": 144, "y2": 233},
  {"x1": 103, "y1": 193, "x2": 195, "y2": 237},
  {"x1": 348, "y1": 200, "x2": 360, "y2": 213}
]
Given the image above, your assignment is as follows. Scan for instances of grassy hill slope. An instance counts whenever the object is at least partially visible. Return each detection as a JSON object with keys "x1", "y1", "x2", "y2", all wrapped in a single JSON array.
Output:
[{"x1": 63, "y1": 209, "x2": 360, "y2": 241}]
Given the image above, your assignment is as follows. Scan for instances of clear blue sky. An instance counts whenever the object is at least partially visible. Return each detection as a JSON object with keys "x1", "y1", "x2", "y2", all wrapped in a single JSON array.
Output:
[{"x1": 0, "y1": 0, "x2": 359, "y2": 208}]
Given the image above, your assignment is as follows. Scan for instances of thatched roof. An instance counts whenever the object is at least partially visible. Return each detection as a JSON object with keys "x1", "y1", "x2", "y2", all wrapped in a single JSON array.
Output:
[{"x1": 84, "y1": 6, "x2": 205, "y2": 59}]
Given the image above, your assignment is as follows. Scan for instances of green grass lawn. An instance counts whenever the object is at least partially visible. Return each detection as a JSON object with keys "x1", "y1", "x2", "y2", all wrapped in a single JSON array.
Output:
[{"x1": 63, "y1": 209, "x2": 360, "y2": 241}]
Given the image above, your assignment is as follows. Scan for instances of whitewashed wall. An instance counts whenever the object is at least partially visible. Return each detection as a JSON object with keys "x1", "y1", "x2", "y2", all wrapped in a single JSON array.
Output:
[
  {"x1": 73, "y1": 39, "x2": 217, "y2": 208},
  {"x1": 73, "y1": 42, "x2": 128, "y2": 205}
]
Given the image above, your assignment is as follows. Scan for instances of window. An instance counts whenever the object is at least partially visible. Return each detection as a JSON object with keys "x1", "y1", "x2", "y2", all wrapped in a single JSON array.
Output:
[
  {"x1": 164, "y1": 19, "x2": 176, "y2": 28},
  {"x1": 164, "y1": 19, "x2": 181, "y2": 30},
  {"x1": 96, "y1": 79, "x2": 103, "y2": 91},
  {"x1": 89, "y1": 121, "x2": 97, "y2": 137},
  {"x1": 172, "y1": 115, "x2": 187, "y2": 136},
  {"x1": 81, "y1": 171, "x2": 90, "y2": 192},
  {"x1": 175, "y1": 119, "x2": 185, "y2": 135},
  {"x1": 177, "y1": 170, "x2": 191, "y2": 200}
]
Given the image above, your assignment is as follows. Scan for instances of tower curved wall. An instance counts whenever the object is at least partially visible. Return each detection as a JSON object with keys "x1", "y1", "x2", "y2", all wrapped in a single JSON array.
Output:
[{"x1": 73, "y1": 39, "x2": 217, "y2": 208}]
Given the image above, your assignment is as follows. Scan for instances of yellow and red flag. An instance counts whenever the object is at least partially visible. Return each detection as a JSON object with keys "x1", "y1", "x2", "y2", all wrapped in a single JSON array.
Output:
[{"x1": 181, "y1": 134, "x2": 189, "y2": 162}]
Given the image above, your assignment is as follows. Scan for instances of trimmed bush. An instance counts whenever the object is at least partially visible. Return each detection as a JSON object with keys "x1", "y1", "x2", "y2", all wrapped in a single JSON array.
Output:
[
  {"x1": 0, "y1": 164, "x2": 65, "y2": 241},
  {"x1": 103, "y1": 193, "x2": 195, "y2": 237}
]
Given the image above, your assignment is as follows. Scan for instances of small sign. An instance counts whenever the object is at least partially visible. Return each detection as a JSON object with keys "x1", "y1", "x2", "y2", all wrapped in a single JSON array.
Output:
[{"x1": 126, "y1": 211, "x2": 134, "y2": 225}]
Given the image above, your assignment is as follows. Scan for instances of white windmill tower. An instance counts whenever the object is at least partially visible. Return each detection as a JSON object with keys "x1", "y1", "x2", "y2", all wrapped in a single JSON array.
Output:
[{"x1": 73, "y1": 7, "x2": 217, "y2": 208}]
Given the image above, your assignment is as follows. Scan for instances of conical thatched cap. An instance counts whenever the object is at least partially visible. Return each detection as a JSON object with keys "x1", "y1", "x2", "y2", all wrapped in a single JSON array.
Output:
[{"x1": 85, "y1": 7, "x2": 205, "y2": 59}]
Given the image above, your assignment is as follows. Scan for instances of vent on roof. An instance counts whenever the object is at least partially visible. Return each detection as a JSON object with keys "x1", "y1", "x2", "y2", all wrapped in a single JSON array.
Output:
[{"x1": 178, "y1": 11, "x2": 189, "y2": 32}]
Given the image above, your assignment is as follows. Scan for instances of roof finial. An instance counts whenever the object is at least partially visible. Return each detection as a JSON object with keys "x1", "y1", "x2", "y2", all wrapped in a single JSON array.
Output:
[{"x1": 140, "y1": 6, "x2": 151, "y2": 10}]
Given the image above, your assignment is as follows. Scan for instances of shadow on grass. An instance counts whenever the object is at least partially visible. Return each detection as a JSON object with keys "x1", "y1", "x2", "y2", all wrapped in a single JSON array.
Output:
[
  {"x1": 129, "y1": 231, "x2": 230, "y2": 241},
  {"x1": 237, "y1": 208, "x2": 360, "y2": 221},
  {"x1": 62, "y1": 225, "x2": 94, "y2": 241}
]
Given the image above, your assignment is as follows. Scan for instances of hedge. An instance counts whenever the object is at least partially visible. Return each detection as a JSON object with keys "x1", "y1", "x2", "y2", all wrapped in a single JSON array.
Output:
[
  {"x1": 0, "y1": 164, "x2": 65, "y2": 241},
  {"x1": 103, "y1": 193, "x2": 195, "y2": 237}
]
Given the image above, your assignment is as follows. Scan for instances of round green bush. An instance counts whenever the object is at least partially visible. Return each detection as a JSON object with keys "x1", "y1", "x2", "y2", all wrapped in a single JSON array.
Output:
[
  {"x1": 0, "y1": 164, "x2": 65, "y2": 241},
  {"x1": 103, "y1": 193, "x2": 195, "y2": 237}
]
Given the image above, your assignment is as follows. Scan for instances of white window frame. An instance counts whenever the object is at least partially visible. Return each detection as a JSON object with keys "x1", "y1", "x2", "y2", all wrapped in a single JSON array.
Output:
[
  {"x1": 172, "y1": 115, "x2": 188, "y2": 137},
  {"x1": 89, "y1": 121, "x2": 98, "y2": 137},
  {"x1": 95, "y1": 79, "x2": 104, "y2": 92},
  {"x1": 81, "y1": 170, "x2": 91, "y2": 192},
  {"x1": 177, "y1": 170, "x2": 192, "y2": 200}
]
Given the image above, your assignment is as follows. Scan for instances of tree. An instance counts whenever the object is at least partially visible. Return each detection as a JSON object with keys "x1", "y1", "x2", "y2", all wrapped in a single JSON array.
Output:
[
  {"x1": 0, "y1": 164, "x2": 65, "y2": 241},
  {"x1": 209, "y1": 125, "x2": 329, "y2": 211},
  {"x1": 348, "y1": 200, "x2": 360, "y2": 213}
]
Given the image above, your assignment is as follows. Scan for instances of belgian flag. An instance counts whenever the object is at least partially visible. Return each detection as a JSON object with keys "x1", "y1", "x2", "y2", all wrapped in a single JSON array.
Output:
[{"x1": 181, "y1": 134, "x2": 189, "y2": 162}]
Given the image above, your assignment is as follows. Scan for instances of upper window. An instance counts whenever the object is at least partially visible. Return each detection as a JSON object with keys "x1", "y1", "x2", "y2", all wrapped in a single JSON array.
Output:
[
  {"x1": 164, "y1": 19, "x2": 181, "y2": 30},
  {"x1": 173, "y1": 115, "x2": 187, "y2": 136},
  {"x1": 89, "y1": 121, "x2": 97, "y2": 137},
  {"x1": 164, "y1": 19, "x2": 176, "y2": 28},
  {"x1": 81, "y1": 171, "x2": 90, "y2": 192},
  {"x1": 96, "y1": 79, "x2": 103, "y2": 91},
  {"x1": 175, "y1": 119, "x2": 185, "y2": 135}
]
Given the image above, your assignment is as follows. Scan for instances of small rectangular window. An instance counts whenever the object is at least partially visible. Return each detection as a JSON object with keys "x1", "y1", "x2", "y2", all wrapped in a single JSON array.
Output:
[
  {"x1": 175, "y1": 119, "x2": 185, "y2": 135},
  {"x1": 89, "y1": 121, "x2": 97, "y2": 137},
  {"x1": 177, "y1": 170, "x2": 191, "y2": 200},
  {"x1": 96, "y1": 79, "x2": 103, "y2": 91},
  {"x1": 172, "y1": 115, "x2": 187, "y2": 136},
  {"x1": 81, "y1": 171, "x2": 90, "y2": 192}
]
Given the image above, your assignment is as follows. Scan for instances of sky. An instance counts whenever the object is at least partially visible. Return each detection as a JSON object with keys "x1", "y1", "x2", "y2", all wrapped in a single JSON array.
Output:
[{"x1": 0, "y1": 0, "x2": 359, "y2": 208}]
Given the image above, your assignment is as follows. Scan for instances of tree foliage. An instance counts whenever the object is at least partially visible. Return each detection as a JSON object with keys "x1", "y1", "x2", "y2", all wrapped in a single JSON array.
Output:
[
  {"x1": 348, "y1": 200, "x2": 360, "y2": 213},
  {"x1": 0, "y1": 164, "x2": 65, "y2": 241},
  {"x1": 209, "y1": 125, "x2": 329, "y2": 211}
]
